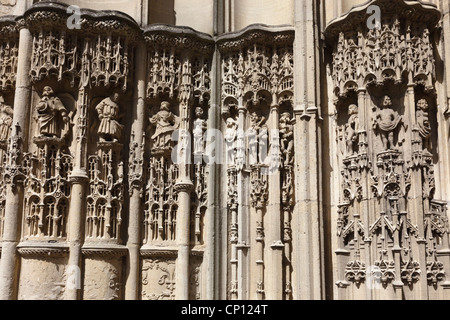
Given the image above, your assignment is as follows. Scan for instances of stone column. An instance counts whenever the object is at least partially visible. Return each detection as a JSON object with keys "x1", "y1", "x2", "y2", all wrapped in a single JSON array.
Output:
[
  {"x1": 174, "y1": 180, "x2": 193, "y2": 300},
  {"x1": 204, "y1": 47, "x2": 220, "y2": 300},
  {"x1": 292, "y1": 0, "x2": 324, "y2": 300},
  {"x1": 65, "y1": 87, "x2": 90, "y2": 300},
  {"x1": 236, "y1": 105, "x2": 249, "y2": 300},
  {"x1": 267, "y1": 103, "x2": 284, "y2": 300},
  {"x1": 406, "y1": 84, "x2": 429, "y2": 300},
  {"x1": 0, "y1": 24, "x2": 32, "y2": 300},
  {"x1": 125, "y1": 43, "x2": 147, "y2": 300},
  {"x1": 65, "y1": 175, "x2": 88, "y2": 300}
]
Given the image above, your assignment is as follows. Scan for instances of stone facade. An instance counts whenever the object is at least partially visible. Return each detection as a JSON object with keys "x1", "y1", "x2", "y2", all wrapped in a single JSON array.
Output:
[{"x1": 0, "y1": 0, "x2": 449, "y2": 300}]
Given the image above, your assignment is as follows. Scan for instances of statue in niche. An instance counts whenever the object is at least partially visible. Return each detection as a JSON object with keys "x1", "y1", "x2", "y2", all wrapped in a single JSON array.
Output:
[
  {"x1": 96, "y1": 92, "x2": 124, "y2": 143},
  {"x1": 259, "y1": 123, "x2": 268, "y2": 164},
  {"x1": 0, "y1": 95, "x2": 13, "y2": 142},
  {"x1": 36, "y1": 86, "x2": 69, "y2": 139},
  {"x1": 279, "y1": 112, "x2": 294, "y2": 167},
  {"x1": 344, "y1": 104, "x2": 359, "y2": 156},
  {"x1": 225, "y1": 117, "x2": 237, "y2": 166},
  {"x1": 416, "y1": 99, "x2": 432, "y2": 153},
  {"x1": 373, "y1": 95, "x2": 402, "y2": 151},
  {"x1": 193, "y1": 107, "x2": 207, "y2": 155},
  {"x1": 149, "y1": 101, "x2": 179, "y2": 150},
  {"x1": 248, "y1": 112, "x2": 266, "y2": 165}
]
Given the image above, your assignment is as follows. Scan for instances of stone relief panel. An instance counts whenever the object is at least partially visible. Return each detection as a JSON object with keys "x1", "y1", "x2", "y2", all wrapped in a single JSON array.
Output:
[
  {"x1": 17, "y1": 256, "x2": 68, "y2": 300},
  {"x1": 218, "y1": 25, "x2": 295, "y2": 300},
  {"x1": 83, "y1": 256, "x2": 123, "y2": 300},
  {"x1": 141, "y1": 258, "x2": 176, "y2": 300},
  {"x1": 189, "y1": 255, "x2": 202, "y2": 300},
  {"x1": 326, "y1": 0, "x2": 449, "y2": 300}
]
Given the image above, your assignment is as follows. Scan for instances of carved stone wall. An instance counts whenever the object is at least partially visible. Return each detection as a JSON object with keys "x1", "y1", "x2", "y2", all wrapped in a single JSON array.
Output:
[
  {"x1": 325, "y1": 0, "x2": 450, "y2": 300},
  {"x1": 0, "y1": 0, "x2": 450, "y2": 301}
]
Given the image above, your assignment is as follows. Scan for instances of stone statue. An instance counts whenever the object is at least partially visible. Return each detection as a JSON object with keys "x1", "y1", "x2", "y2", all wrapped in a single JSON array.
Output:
[
  {"x1": 416, "y1": 99, "x2": 432, "y2": 152},
  {"x1": 0, "y1": 95, "x2": 13, "y2": 141},
  {"x1": 373, "y1": 95, "x2": 402, "y2": 150},
  {"x1": 225, "y1": 117, "x2": 237, "y2": 165},
  {"x1": 345, "y1": 104, "x2": 359, "y2": 156},
  {"x1": 258, "y1": 123, "x2": 268, "y2": 164},
  {"x1": 193, "y1": 107, "x2": 207, "y2": 155},
  {"x1": 96, "y1": 92, "x2": 124, "y2": 142},
  {"x1": 279, "y1": 112, "x2": 294, "y2": 167},
  {"x1": 36, "y1": 86, "x2": 69, "y2": 138},
  {"x1": 149, "y1": 101, "x2": 179, "y2": 150},
  {"x1": 248, "y1": 112, "x2": 266, "y2": 165}
]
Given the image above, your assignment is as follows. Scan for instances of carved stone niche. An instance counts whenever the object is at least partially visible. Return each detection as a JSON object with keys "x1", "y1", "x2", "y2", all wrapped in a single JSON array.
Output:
[
  {"x1": 0, "y1": 16, "x2": 18, "y2": 152},
  {"x1": 0, "y1": 16, "x2": 19, "y2": 93},
  {"x1": 22, "y1": 86, "x2": 75, "y2": 242},
  {"x1": 142, "y1": 99, "x2": 180, "y2": 247},
  {"x1": 84, "y1": 93, "x2": 126, "y2": 245},
  {"x1": 0, "y1": 91, "x2": 13, "y2": 150},
  {"x1": 336, "y1": 93, "x2": 360, "y2": 158},
  {"x1": 369, "y1": 89, "x2": 407, "y2": 154}
]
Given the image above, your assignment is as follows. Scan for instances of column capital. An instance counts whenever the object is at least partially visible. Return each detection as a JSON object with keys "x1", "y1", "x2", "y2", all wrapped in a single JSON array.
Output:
[
  {"x1": 69, "y1": 172, "x2": 89, "y2": 184},
  {"x1": 174, "y1": 179, "x2": 194, "y2": 193}
]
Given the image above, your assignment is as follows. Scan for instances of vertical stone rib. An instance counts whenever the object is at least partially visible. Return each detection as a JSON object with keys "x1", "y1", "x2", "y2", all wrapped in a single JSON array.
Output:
[
  {"x1": 125, "y1": 43, "x2": 147, "y2": 300},
  {"x1": 0, "y1": 25, "x2": 32, "y2": 300},
  {"x1": 267, "y1": 104, "x2": 283, "y2": 300},
  {"x1": 293, "y1": 0, "x2": 324, "y2": 300}
]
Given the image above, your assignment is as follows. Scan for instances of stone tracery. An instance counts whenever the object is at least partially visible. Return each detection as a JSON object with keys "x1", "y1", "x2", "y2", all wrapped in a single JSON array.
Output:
[
  {"x1": 0, "y1": 0, "x2": 450, "y2": 301},
  {"x1": 326, "y1": 0, "x2": 450, "y2": 300}
]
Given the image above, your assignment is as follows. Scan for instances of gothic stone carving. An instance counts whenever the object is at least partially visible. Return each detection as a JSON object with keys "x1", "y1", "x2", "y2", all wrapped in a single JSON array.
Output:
[
  {"x1": 96, "y1": 93, "x2": 124, "y2": 143},
  {"x1": 0, "y1": 93, "x2": 13, "y2": 146},
  {"x1": 0, "y1": 17, "x2": 18, "y2": 92},
  {"x1": 35, "y1": 86, "x2": 70, "y2": 140},
  {"x1": 141, "y1": 259, "x2": 176, "y2": 300},
  {"x1": 327, "y1": 0, "x2": 449, "y2": 299}
]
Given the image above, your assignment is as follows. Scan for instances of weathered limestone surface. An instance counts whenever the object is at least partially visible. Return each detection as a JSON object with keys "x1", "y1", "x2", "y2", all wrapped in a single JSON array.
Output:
[{"x1": 0, "y1": 0, "x2": 449, "y2": 300}]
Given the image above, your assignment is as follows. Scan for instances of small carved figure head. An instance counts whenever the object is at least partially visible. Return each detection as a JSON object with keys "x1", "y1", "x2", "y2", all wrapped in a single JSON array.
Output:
[
  {"x1": 250, "y1": 112, "x2": 259, "y2": 123},
  {"x1": 280, "y1": 112, "x2": 291, "y2": 122},
  {"x1": 417, "y1": 99, "x2": 429, "y2": 111},
  {"x1": 382, "y1": 95, "x2": 392, "y2": 108},
  {"x1": 161, "y1": 101, "x2": 170, "y2": 111},
  {"x1": 42, "y1": 86, "x2": 55, "y2": 97},
  {"x1": 226, "y1": 118, "x2": 235, "y2": 127},
  {"x1": 0, "y1": 94, "x2": 4, "y2": 104},
  {"x1": 111, "y1": 92, "x2": 120, "y2": 103},
  {"x1": 348, "y1": 104, "x2": 358, "y2": 115},
  {"x1": 195, "y1": 107, "x2": 204, "y2": 118}
]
